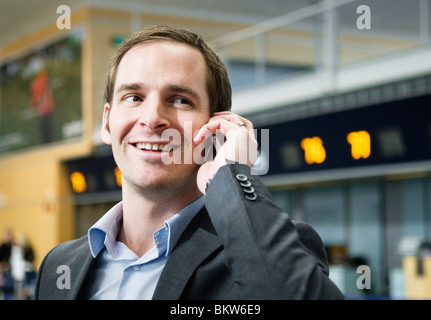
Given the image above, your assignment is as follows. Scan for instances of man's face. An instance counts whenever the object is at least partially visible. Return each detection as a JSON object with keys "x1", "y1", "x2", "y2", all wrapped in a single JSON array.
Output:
[{"x1": 101, "y1": 41, "x2": 211, "y2": 193}]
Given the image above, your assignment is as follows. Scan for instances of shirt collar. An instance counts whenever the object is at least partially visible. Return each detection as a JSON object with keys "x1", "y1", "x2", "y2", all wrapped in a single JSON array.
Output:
[
  {"x1": 164, "y1": 195, "x2": 205, "y2": 255},
  {"x1": 88, "y1": 196, "x2": 205, "y2": 258}
]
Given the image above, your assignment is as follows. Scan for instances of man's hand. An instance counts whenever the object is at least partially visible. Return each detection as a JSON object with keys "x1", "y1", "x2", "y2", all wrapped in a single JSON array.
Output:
[{"x1": 193, "y1": 111, "x2": 258, "y2": 194}]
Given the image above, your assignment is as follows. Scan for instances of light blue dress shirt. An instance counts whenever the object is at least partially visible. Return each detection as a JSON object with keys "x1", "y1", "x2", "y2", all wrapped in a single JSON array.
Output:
[{"x1": 85, "y1": 196, "x2": 205, "y2": 300}]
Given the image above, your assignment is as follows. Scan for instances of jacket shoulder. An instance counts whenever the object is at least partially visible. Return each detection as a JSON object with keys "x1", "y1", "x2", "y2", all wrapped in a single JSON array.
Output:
[
  {"x1": 42, "y1": 235, "x2": 89, "y2": 267},
  {"x1": 291, "y1": 220, "x2": 329, "y2": 275}
]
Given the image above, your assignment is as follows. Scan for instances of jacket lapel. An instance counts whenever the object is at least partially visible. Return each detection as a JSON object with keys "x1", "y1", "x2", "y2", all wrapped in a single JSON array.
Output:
[
  {"x1": 62, "y1": 236, "x2": 95, "y2": 299},
  {"x1": 152, "y1": 208, "x2": 221, "y2": 299}
]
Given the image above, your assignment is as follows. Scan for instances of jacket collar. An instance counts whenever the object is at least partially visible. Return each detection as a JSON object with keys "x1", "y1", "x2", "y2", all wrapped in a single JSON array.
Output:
[{"x1": 63, "y1": 207, "x2": 220, "y2": 300}]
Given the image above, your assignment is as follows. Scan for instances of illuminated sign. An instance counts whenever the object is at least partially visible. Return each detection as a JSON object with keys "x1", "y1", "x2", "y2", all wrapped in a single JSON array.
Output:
[
  {"x1": 256, "y1": 93, "x2": 431, "y2": 176},
  {"x1": 299, "y1": 131, "x2": 371, "y2": 165},
  {"x1": 66, "y1": 152, "x2": 121, "y2": 197},
  {"x1": 347, "y1": 130, "x2": 371, "y2": 160},
  {"x1": 70, "y1": 171, "x2": 87, "y2": 193},
  {"x1": 301, "y1": 137, "x2": 326, "y2": 164},
  {"x1": 114, "y1": 167, "x2": 122, "y2": 187},
  {"x1": 298, "y1": 131, "x2": 371, "y2": 166}
]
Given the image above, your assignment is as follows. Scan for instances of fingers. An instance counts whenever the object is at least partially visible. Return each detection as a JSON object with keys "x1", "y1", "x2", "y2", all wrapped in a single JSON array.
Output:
[
  {"x1": 194, "y1": 112, "x2": 257, "y2": 166},
  {"x1": 195, "y1": 112, "x2": 258, "y2": 193},
  {"x1": 193, "y1": 112, "x2": 253, "y2": 143},
  {"x1": 210, "y1": 112, "x2": 253, "y2": 129}
]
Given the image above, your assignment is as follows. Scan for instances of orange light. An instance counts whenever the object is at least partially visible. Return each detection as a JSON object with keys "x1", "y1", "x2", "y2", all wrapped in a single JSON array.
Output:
[
  {"x1": 114, "y1": 167, "x2": 122, "y2": 187},
  {"x1": 301, "y1": 136, "x2": 326, "y2": 165},
  {"x1": 70, "y1": 171, "x2": 87, "y2": 193},
  {"x1": 347, "y1": 130, "x2": 371, "y2": 160}
]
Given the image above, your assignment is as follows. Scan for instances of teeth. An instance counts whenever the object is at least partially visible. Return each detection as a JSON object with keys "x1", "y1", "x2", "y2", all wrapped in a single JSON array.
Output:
[{"x1": 135, "y1": 142, "x2": 166, "y2": 151}]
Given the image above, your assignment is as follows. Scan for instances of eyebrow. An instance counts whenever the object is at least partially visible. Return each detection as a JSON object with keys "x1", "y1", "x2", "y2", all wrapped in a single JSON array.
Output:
[
  {"x1": 115, "y1": 82, "x2": 201, "y2": 102},
  {"x1": 115, "y1": 82, "x2": 146, "y2": 96},
  {"x1": 167, "y1": 84, "x2": 200, "y2": 101}
]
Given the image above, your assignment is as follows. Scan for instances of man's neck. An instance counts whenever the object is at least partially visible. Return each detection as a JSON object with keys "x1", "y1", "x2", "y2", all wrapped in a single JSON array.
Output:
[{"x1": 117, "y1": 182, "x2": 202, "y2": 257}]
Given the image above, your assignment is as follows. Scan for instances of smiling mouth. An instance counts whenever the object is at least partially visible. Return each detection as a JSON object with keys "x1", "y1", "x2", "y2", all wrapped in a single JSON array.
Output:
[{"x1": 134, "y1": 142, "x2": 174, "y2": 152}]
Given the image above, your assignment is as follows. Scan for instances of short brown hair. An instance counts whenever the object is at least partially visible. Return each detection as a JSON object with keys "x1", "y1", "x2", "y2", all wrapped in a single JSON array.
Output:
[{"x1": 104, "y1": 25, "x2": 231, "y2": 114}]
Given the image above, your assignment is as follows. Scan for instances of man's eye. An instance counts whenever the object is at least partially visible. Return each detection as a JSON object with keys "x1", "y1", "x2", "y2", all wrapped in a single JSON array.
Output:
[
  {"x1": 125, "y1": 95, "x2": 142, "y2": 102},
  {"x1": 173, "y1": 98, "x2": 191, "y2": 105}
]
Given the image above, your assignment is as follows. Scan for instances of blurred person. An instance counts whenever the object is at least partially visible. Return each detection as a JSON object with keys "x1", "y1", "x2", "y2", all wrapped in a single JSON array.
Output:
[
  {"x1": 10, "y1": 232, "x2": 35, "y2": 299},
  {"x1": 34, "y1": 25, "x2": 345, "y2": 300},
  {"x1": 0, "y1": 228, "x2": 13, "y2": 272},
  {"x1": 0, "y1": 228, "x2": 14, "y2": 298}
]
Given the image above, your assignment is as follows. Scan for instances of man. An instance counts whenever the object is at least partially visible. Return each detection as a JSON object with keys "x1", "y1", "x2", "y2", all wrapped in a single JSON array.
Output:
[{"x1": 34, "y1": 25, "x2": 345, "y2": 300}]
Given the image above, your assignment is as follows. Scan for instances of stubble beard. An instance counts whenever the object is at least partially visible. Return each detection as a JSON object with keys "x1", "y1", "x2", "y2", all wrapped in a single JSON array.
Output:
[{"x1": 122, "y1": 161, "x2": 201, "y2": 202}]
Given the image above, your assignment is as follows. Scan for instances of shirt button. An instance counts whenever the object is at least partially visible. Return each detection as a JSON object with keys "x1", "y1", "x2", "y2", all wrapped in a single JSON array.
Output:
[{"x1": 133, "y1": 265, "x2": 140, "y2": 271}]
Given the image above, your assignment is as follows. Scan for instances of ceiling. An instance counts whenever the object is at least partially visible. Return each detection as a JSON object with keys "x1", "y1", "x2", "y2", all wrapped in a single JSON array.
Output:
[
  {"x1": 0, "y1": 0, "x2": 427, "y2": 48},
  {"x1": 0, "y1": 0, "x2": 308, "y2": 43}
]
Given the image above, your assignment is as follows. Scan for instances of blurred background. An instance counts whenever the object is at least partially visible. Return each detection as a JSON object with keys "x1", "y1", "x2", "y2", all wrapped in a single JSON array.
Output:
[{"x1": 0, "y1": 0, "x2": 430, "y2": 300}]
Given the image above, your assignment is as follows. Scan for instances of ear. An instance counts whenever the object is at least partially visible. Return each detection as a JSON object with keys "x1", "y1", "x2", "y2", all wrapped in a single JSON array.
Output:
[{"x1": 100, "y1": 103, "x2": 112, "y2": 145}]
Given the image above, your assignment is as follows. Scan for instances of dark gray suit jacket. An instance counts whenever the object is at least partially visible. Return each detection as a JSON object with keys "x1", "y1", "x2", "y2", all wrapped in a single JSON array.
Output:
[{"x1": 34, "y1": 164, "x2": 345, "y2": 300}]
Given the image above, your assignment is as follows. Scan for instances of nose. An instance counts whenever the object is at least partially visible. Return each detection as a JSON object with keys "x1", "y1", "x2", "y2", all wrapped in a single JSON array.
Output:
[{"x1": 138, "y1": 96, "x2": 171, "y2": 132}]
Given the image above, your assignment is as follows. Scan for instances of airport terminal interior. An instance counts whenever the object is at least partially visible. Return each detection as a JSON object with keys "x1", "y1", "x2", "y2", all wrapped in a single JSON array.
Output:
[{"x1": 0, "y1": 0, "x2": 431, "y2": 300}]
